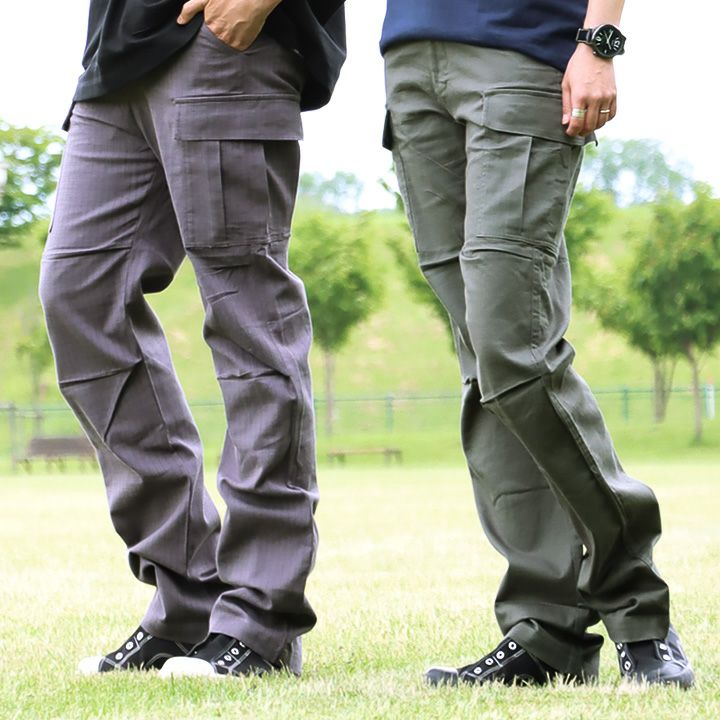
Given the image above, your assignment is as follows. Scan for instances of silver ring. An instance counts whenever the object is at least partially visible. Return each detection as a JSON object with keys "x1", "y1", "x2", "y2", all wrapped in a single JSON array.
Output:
[
  {"x1": 599, "y1": 109, "x2": 611, "y2": 114},
  {"x1": 571, "y1": 108, "x2": 587, "y2": 118}
]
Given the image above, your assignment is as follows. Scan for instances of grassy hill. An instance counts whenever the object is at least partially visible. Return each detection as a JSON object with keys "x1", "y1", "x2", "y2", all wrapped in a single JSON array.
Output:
[{"x1": 2, "y1": 206, "x2": 720, "y2": 466}]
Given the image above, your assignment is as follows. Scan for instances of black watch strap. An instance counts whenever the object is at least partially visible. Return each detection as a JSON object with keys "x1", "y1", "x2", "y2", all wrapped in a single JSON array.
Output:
[{"x1": 575, "y1": 28, "x2": 594, "y2": 44}]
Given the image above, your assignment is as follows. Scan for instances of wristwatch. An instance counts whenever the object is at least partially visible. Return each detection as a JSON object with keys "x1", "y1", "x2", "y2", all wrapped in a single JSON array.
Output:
[{"x1": 575, "y1": 24, "x2": 626, "y2": 59}]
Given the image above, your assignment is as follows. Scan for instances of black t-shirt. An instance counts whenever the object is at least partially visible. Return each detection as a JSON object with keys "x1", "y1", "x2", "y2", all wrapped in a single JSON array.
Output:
[{"x1": 74, "y1": 0, "x2": 346, "y2": 112}]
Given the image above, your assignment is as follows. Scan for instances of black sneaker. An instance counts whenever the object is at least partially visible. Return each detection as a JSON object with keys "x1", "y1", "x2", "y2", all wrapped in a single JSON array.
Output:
[
  {"x1": 159, "y1": 633, "x2": 283, "y2": 678},
  {"x1": 615, "y1": 626, "x2": 694, "y2": 688},
  {"x1": 425, "y1": 637, "x2": 579, "y2": 687},
  {"x1": 78, "y1": 626, "x2": 195, "y2": 674}
]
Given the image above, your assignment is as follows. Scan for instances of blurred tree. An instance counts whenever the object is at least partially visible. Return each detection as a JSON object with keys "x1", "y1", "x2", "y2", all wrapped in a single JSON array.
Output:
[
  {"x1": 593, "y1": 186, "x2": 720, "y2": 439},
  {"x1": 634, "y1": 187, "x2": 720, "y2": 442},
  {"x1": 586, "y1": 269, "x2": 678, "y2": 423},
  {"x1": 290, "y1": 208, "x2": 383, "y2": 435},
  {"x1": 0, "y1": 121, "x2": 63, "y2": 248},
  {"x1": 581, "y1": 138, "x2": 692, "y2": 206},
  {"x1": 298, "y1": 171, "x2": 363, "y2": 213}
]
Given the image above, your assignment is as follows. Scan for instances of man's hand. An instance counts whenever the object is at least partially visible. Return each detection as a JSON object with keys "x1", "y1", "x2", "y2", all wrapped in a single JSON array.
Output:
[
  {"x1": 178, "y1": 0, "x2": 282, "y2": 52},
  {"x1": 562, "y1": 44, "x2": 617, "y2": 137}
]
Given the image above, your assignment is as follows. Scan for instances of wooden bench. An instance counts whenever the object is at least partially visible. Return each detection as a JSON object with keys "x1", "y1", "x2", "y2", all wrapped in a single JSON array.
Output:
[
  {"x1": 16, "y1": 435, "x2": 96, "y2": 471},
  {"x1": 327, "y1": 447, "x2": 403, "y2": 465}
]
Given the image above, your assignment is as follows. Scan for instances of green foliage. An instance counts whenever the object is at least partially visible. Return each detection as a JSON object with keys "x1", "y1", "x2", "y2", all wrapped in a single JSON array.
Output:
[
  {"x1": 565, "y1": 187, "x2": 614, "y2": 268},
  {"x1": 0, "y1": 121, "x2": 63, "y2": 248},
  {"x1": 581, "y1": 138, "x2": 692, "y2": 205},
  {"x1": 290, "y1": 207, "x2": 383, "y2": 353},
  {"x1": 565, "y1": 187, "x2": 616, "y2": 307},
  {"x1": 15, "y1": 311, "x2": 53, "y2": 405}
]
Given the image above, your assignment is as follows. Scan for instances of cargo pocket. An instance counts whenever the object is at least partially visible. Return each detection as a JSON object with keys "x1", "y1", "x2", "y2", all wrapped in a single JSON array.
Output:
[
  {"x1": 174, "y1": 93, "x2": 303, "y2": 249},
  {"x1": 469, "y1": 88, "x2": 588, "y2": 256}
]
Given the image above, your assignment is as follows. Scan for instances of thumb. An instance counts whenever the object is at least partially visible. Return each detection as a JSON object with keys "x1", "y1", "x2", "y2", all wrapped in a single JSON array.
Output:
[{"x1": 177, "y1": 0, "x2": 206, "y2": 25}]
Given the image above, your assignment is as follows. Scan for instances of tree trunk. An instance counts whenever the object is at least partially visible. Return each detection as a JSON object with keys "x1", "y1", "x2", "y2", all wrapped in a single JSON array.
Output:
[
  {"x1": 687, "y1": 348, "x2": 703, "y2": 443},
  {"x1": 323, "y1": 349, "x2": 335, "y2": 437},
  {"x1": 652, "y1": 357, "x2": 675, "y2": 423}
]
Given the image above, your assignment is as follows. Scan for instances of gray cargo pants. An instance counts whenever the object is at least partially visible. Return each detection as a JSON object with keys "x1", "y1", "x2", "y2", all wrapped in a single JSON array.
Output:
[
  {"x1": 385, "y1": 42, "x2": 671, "y2": 677},
  {"x1": 39, "y1": 26, "x2": 315, "y2": 671}
]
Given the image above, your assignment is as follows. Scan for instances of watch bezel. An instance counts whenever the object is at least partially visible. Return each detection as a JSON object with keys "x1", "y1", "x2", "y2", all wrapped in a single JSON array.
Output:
[{"x1": 577, "y1": 24, "x2": 627, "y2": 59}]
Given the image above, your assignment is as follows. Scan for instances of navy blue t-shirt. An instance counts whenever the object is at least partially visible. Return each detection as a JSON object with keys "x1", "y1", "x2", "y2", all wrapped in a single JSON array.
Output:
[{"x1": 381, "y1": 0, "x2": 587, "y2": 71}]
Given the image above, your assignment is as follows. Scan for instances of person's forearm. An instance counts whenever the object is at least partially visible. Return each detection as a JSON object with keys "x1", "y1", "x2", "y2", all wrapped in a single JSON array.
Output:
[
  {"x1": 561, "y1": 0, "x2": 625, "y2": 136},
  {"x1": 583, "y1": 0, "x2": 625, "y2": 27}
]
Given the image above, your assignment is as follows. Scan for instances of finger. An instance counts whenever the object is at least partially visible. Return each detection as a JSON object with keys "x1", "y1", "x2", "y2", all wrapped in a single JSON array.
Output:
[
  {"x1": 608, "y1": 96, "x2": 618, "y2": 122},
  {"x1": 211, "y1": 19, "x2": 266, "y2": 52},
  {"x1": 596, "y1": 104, "x2": 612, "y2": 130},
  {"x1": 592, "y1": 93, "x2": 616, "y2": 132},
  {"x1": 177, "y1": 0, "x2": 206, "y2": 25},
  {"x1": 565, "y1": 99, "x2": 587, "y2": 137},
  {"x1": 561, "y1": 79, "x2": 571, "y2": 127},
  {"x1": 584, "y1": 100, "x2": 600, "y2": 135}
]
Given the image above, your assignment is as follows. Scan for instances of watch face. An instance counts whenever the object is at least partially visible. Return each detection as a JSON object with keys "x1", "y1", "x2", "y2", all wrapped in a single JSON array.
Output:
[{"x1": 592, "y1": 25, "x2": 625, "y2": 58}]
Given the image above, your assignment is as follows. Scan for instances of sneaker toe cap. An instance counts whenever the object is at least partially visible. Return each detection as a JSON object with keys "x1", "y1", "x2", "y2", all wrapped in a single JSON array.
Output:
[
  {"x1": 77, "y1": 656, "x2": 104, "y2": 675},
  {"x1": 652, "y1": 662, "x2": 695, "y2": 689},
  {"x1": 425, "y1": 666, "x2": 459, "y2": 686},
  {"x1": 159, "y1": 657, "x2": 218, "y2": 678}
]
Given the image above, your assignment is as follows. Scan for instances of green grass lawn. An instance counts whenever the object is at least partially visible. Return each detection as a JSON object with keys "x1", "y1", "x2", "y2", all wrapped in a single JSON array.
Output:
[{"x1": 1, "y1": 462, "x2": 718, "y2": 719}]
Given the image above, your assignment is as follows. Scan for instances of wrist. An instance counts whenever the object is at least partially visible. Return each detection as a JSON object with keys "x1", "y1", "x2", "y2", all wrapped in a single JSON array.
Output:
[
  {"x1": 576, "y1": 24, "x2": 626, "y2": 59},
  {"x1": 574, "y1": 42, "x2": 612, "y2": 62}
]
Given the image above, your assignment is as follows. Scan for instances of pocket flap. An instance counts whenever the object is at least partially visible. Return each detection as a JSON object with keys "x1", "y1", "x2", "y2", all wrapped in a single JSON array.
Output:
[
  {"x1": 483, "y1": 88, "x2": 588, "y2": 146},
  {"x1": 175, "y1": 93, "x2": 303, "y2": 141}
]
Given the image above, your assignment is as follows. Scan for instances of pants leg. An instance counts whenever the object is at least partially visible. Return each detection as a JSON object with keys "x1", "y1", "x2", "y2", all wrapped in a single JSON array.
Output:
[
  {"x1": 135, "y1": 27, "x2": 317, "y2": 667},
  {"x1": 40, "y1": 97, "x2": 226, "y2": 643},
  {"x1": 448, "y1": 44, "x2": 670, "y2": 643},
  {"x1": 386, "y1": 44, "x2": 602, "y2": 676}
]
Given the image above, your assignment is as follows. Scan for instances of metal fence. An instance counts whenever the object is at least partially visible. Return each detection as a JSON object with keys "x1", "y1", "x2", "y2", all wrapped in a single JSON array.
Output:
[{"x1": 0, "y1": 385, "x2": 716, "y2": 472}]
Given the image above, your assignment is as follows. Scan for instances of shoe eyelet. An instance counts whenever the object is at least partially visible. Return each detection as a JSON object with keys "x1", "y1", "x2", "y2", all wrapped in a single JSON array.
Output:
[
  {"x1": 485, "y1": 658, "x2": 494, "y2": 666},
  {"x1": 624, "y1": 661, "x2": 631, "y2": 670},
  {"x1": 474, "y1": 667, "x2": 482, "y2": 675},
  {"x1": 662, "y1": 654, "x2": 672, "y2": 661},
  {"x1": 496, "y1": 651, "x2": 505, "y2": 660},
  {"x1": 125, "y1": 642, "x2": 133, "y2": 650},
  {"x1": 115, "y1": 652, "x2": 123, "y2": 660},
  {"x1": 508, "y1": 642, "x2": 517, "y2": 651},
  {"x1": 137, "y1": 632, "x2": 144, "y2": 640}
]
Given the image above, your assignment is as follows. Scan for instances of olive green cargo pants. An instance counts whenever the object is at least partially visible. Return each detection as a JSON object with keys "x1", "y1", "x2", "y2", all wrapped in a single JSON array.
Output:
[{"x1": 385, "y1": 41, "x2": 671, "y2": 678}]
